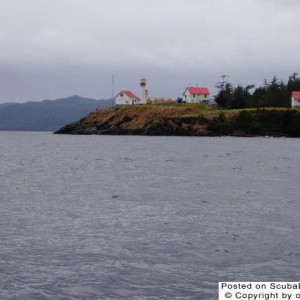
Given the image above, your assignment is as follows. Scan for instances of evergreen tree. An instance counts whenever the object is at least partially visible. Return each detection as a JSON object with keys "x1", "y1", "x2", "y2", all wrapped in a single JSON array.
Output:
[
  {"x1": 215, "y1": 79, "x2": 233, "y2": 108},
  {"x1": 231, "y1": 84, "x2": 255, "y2": 109}
]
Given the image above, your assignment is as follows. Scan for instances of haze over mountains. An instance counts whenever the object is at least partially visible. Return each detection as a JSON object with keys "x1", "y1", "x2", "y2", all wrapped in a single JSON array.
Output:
[{"x1": 0, "y1": 96, "x2": 112, "y2": 131}]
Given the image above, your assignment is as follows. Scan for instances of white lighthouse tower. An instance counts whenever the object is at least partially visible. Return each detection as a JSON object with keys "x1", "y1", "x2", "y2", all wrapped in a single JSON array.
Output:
[{"x1": 140, "y1": 78, "x2": 147, "y2": 104}]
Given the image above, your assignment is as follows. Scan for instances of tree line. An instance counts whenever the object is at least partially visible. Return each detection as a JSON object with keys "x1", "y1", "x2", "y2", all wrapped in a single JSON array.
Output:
[{"x1": 214, "y1": 73, "x2": 300, "y2": 108}]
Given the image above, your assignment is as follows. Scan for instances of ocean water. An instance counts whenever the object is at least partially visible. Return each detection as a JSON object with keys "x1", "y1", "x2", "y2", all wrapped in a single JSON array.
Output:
[{"x1": 0, "y1": 132, "x2": 300, "y2": 300}]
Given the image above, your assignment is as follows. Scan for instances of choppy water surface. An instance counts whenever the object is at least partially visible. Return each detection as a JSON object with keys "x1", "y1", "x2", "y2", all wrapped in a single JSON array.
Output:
[{"x1": 0, "y1": 132, "x2": 300, "y2": 299}]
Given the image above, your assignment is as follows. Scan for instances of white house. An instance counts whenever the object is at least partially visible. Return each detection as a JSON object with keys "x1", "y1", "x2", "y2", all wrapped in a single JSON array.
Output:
[
  {"x1": 115, "y1": 90, "x2": 140, "y2": 106},
  {"x1": 291, "y1": 91, "x2": 300, "y2": 108},
  {"x1": 182, "y1": 87, "x2": 210, "y2": 103}
]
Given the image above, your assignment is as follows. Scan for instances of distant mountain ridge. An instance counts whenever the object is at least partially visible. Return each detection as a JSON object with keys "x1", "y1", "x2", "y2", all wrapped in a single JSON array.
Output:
[{"x1": 0, "y1": 95, "x2": 112, "y2": 131}]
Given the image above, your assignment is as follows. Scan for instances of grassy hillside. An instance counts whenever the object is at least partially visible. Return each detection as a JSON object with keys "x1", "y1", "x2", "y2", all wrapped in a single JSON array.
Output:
[{"x1": 55, "y1": 103, "x2": 300, "y2": 137}]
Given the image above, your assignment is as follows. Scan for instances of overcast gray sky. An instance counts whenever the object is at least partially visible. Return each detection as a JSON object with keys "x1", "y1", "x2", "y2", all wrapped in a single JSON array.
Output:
[{"x1": 0, "y1": 0, "x2": 299, "y2": 102}]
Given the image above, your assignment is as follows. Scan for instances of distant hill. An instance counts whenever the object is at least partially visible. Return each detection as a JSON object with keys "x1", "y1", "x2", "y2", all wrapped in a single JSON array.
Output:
[{"x1": 0, "y1": 95, "x2": 112, "y2": 131}]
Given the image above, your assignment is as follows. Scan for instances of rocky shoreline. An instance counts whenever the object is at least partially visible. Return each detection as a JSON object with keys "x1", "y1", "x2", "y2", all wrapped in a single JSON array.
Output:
[{"x1": 54, "y1": 105, "x2": 300, "y2": 137}]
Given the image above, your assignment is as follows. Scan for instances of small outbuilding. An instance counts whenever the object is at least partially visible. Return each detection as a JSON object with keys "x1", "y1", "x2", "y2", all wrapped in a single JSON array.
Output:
[
  {"x1": 291, "y1": 91, "x2": 300, "y2": 108},
  {"x1": 182, "y1": 87, "x2": 210, "y2": 104},
  {"x1": 115, "y1": 91, "x2": 140, "y2": 106}
]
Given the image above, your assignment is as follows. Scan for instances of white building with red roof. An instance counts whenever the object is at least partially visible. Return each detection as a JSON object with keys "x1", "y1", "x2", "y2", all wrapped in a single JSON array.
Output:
[
  {"x1": 115, "y1": 90, "x2": 140, "y2": 106},
  {"x1": 182, "y1": 87, "x2": 210, "y2": 104},
  {"x1": 291, "y1": 91, "x2": 300, "y2": 108}
]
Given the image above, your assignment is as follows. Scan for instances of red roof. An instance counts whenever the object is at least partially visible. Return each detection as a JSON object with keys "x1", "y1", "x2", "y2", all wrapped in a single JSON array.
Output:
[
  {"x1": 292, "y1": 91, "x2": 300, "y2": 100},
  {"x1": 121, "y1": 90, "x2": 139, "y2": 99},
  {"x1": 184, "y1": 87, "x2": 210, "y2": 95}
]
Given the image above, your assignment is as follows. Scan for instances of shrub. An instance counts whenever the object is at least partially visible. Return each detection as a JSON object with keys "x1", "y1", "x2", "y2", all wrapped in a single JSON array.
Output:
[{"x1": 207, "y1": 112, "x2": 233, "y2": 135}]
